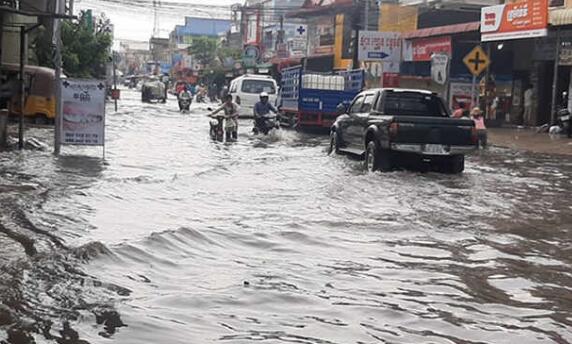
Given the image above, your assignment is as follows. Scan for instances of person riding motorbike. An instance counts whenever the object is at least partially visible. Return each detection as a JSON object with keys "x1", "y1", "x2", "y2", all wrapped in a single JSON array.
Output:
[
  {"x1": 178, "y1": 88, "x2": 192, "y2": 112},
  {"x1": 209, "y1": 94, "x2": 240, "y2": 141},
  {"x1": 253, "y1": 92, "x2": 279, "y2": 135}
]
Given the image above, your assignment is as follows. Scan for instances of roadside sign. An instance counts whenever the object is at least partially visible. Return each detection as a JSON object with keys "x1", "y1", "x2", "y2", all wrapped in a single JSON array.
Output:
[
  {"x1": 61, "y1": 79, "x2": 105, "y2": 146},
  {"x1": 358, "y1": 31, "x2": 401, "y2": 62},
  {"x1": 111, "y1": 88, "x2": 120, "y2": 100},
  {"x1": 431, "y1": 53, "x2": 449, "y2": 85},
  {"x1": 463, "y1": 46, "x2": 490, "y2": 77}
]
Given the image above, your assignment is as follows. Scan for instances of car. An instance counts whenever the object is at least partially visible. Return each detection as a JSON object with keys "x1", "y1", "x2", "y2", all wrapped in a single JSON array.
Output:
[
  {"x1": 229, "y1": 74, "x2": 278, "y2": 117},
  {"x1": 141, "y1": 79, "x2": 166, "y2": 103},
  {"x1": 329, "y1": 88, "x2": 477, "y2": 174}
]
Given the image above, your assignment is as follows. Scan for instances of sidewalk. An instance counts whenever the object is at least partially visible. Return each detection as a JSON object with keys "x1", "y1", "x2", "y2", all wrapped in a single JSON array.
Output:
[{"x1": 488, "y1": 128, "x2": 572, "y2": 156}]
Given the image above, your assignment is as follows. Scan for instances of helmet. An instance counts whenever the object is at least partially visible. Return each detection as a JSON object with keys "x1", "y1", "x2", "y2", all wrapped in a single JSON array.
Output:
[{"x1": 260, "y1": 92, "x2": 269, "y2": 99}]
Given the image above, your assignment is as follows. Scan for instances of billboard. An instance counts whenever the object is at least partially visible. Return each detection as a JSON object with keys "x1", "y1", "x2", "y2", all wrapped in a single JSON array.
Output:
[
  {"x1": 358, "y1": 31, "x2": 401, "y2": 62},
  {"x1": 61, "y1": 79, "x2": 105, "y2": 146},
  {"x1": 379, "y1": 4, "x2": 418, "y2": 33},
  {"x1": 481, "y1": 0, "x2": 548, "y2": 42},
  {"x1": 403, "y1": 36, "x2": 452, "y2": 62}
]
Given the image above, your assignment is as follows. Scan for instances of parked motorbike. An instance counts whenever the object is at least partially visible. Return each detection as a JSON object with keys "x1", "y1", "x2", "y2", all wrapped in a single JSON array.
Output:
[
  {"x1": 549, "y1": 91, "x2": 572, "y2": 137},
  {"x1": 554, "y1": 108, "x2": 572, "y2": 138},
  {"x1": 253, "y1": 113, "x2": 280, "y2": 135}
]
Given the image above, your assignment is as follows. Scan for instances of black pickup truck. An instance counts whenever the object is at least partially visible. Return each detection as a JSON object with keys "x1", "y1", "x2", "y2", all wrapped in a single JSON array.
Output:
[{"x1": 329, "y1": 88, "x2": 477, "y2": 173}]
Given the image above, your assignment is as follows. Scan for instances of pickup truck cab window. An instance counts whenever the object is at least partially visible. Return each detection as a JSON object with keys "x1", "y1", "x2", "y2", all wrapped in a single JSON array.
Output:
[
  {"x1": 382, "y1": 92, "x2": 448, "y2": 117},
  {"x1": 348, "y1": 95, "x2": 365, "y2": 114},
  {"x1": 361, "y1": 94, "x2": 376, "y2": 113}
]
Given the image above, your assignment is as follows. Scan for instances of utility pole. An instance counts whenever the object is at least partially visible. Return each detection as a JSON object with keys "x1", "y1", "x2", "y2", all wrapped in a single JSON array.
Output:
[
  {"x1": 352, "y1": 0, "x2": 363, "y2": 69},
  {"x1": 18, "y1": 26, "x2": 25, "y2": 149},
  {"x1": 551, "y1": 28, "x2": 561, "y2": 125},
  {"x1": 113, "y1": 53, "x2": 118, "y2": 112},
  {"x1": 279, "y1": 15, "x2": 284, "y2": 44},
  {"x1": 54, "y1": 11, "x2": 63, "y2": 154},
  {"x1": 364, "y1": 0, "x2": 369, "y2": 31}
]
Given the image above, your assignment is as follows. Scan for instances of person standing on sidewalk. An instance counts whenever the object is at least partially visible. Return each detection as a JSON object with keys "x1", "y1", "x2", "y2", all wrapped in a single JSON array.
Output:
[
  {"x1": 452, "y1": 102, "x2": 469, "y2": 118},
  {"x1": 523, "y1": 84, "x2": 534, "y2": 126},
  {"x1": 471, "y1": 107, "x2": 487, "y2": 148}
]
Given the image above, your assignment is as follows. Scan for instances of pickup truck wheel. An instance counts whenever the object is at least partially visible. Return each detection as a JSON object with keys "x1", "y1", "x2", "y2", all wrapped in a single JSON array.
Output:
[
  {"x1": 443, "y1": 155, "x2": 465, "y2": 174},
  {"x1": 328, "y1": 131, "x2": 340, "y2": 155},
  {"x1": 365, "y1": 141, "x2": 392, "y2": 172}
]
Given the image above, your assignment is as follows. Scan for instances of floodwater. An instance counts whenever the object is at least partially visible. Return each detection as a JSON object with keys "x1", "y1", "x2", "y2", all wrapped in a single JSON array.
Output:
[{"x1": 1, "y1": 89, "x2": 571, "y2": 343}]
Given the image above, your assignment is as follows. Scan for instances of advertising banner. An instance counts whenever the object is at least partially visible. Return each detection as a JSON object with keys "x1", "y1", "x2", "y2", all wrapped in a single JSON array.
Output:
[
  {"x1": 449, "y1": 82, "x2": 479, "y2": 109},
  {"x1": 404, "y1": 36, "x2": 452, "y2": 62},
  {"x1": 61, "y1": 79, "x2": 105, "y2": 146},
  {"x1": 380, "y1": 3, "x2": 418, "y2": 33},
  {"x1": 358, "y1": 31, "x2": 401, "y2": 62},
  {"x1": 481, "y1": 0, "x2": 548, "y2": 42}
]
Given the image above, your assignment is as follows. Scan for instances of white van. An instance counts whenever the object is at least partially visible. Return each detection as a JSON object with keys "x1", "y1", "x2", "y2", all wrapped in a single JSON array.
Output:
[{"x1": 229, "y1": 74, "x2": 278, "y2": 117}]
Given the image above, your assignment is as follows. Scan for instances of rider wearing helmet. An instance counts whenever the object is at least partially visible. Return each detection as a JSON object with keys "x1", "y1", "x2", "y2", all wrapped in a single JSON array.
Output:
[{"x1": 253, "y1": 92, "x2": 278, "y2": 133}]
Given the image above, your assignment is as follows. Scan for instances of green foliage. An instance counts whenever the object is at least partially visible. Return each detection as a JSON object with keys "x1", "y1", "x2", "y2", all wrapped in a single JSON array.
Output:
[
  {"x1": 188, "y1": 37, "x2": 219, "y2": 67},
  {"x1": 217, "y1": 47, "x2": 241, "y2": 61},
  {"x1": 34, "y1": 11, "x2": 112, "y2": 78}
]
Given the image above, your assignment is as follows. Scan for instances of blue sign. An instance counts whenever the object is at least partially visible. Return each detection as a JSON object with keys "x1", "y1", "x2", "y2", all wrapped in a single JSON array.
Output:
[{"x1": 368, "y1": 52, "x2": 389, "y2": 59}]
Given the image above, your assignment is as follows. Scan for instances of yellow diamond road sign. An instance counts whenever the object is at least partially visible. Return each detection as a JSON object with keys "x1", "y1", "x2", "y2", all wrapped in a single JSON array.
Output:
[{"x1": 463, "y1": 46, "x2": 490, "y2": 77}]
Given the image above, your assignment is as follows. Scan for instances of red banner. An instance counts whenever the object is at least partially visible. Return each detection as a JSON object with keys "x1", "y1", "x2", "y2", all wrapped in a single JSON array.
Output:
[
  {"x1": 383, "y1": 73, "x2": 400, "y2": 88},
  {"x1": 410, "y1": 36, "x2": 452, "y2": 61}
]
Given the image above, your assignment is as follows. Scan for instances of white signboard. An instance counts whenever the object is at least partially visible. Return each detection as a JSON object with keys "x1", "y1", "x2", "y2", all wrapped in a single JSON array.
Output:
[
  {"x1": 61, "y1": 79, "x2": 106, "y2": 146},
  {"x1": 449, "y1": 82, "x2": 478, "y2": 109},
  {"x1": 431, "y1": 53, "x2": 449, "y2": 85},
  {"x1": 358, "y1": 31, "x2": 401, "y2": 62},
  {"x1": 291, "y1": 24, "x2": 308, "y2": 53}
]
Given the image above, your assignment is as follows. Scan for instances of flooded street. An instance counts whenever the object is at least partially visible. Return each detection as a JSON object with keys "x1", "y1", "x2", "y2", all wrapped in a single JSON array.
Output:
[{"x1": 1, "y1": 89, "x2": 571, "y2": 343}]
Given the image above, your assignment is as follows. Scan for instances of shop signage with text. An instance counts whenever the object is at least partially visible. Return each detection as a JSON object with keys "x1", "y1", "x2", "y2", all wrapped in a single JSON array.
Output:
[
  {"x1": 358, "y1": 31, "x2": 401, "y2": 62},
  {"x1": 61, "y1": 79, "x2": 105, "y2": 146},
  {"x1": 404, "y1": 36, "x2": 452, "y2": 62},
  {"x1": 481, "y1": 0, "x2": 548, "y2": 42}
]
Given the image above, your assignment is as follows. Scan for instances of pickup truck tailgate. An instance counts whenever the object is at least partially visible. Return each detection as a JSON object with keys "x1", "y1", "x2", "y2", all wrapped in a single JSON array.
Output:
[{"x1": 392, "y1": 116, "x2": 475, "y2": 146}]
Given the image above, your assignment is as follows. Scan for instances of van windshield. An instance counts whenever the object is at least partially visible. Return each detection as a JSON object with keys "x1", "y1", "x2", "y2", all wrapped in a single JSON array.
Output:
[{"x1": 241, "y1": 79, "x2": 276, "y2": 94}]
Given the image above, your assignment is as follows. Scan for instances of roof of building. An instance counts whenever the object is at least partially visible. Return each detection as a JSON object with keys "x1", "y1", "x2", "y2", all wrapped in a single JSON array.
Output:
[
  {"x1": 402, "y1": 21, "x2": 480, "y2": 40},
  {"x1": 287, "y1": 0, "x2": 353, "y2": 18}
]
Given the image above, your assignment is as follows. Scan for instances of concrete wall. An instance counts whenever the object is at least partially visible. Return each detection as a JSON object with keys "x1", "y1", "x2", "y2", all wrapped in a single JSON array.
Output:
[{"x1": 1, "y1": 14, "x2": 36, "y2": 65}]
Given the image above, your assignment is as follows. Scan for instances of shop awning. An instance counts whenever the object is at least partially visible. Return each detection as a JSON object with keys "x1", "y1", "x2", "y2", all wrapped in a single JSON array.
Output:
[
  {"x1": 550, "y1": 8, "x2": 572, "y2": 26},
  {"x1": 402, "y1": 21, "x2": 480, "y2": 40}
]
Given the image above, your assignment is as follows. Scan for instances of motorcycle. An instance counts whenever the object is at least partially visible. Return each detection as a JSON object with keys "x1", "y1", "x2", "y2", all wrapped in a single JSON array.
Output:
[
  {"x1": 178, "y1": 92, "x2": 192, "y2": 113},
  {"x1": 207, "y1": 107, "x2": 238, "y2": 142},
  {"x1": 253, "y1": 113, "x2": 280, "y2": 135},
  {"x1": 548, "y1": 91, "x2": 572, "y2": 137},
  {"x1": 552, "y1": 108, "x2": 572, "y2": 137}
]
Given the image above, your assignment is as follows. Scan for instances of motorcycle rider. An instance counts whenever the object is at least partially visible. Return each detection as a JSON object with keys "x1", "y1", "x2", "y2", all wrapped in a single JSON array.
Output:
[
  {"x1": 178, "y1": 87, "x2": 192, "y2": 112},
  {"x1": 253, "y1": 92, "x2": 278, "y2": 134},
  {"x1": 210, "y1": 94, "x2": 240, "y2": 141}
]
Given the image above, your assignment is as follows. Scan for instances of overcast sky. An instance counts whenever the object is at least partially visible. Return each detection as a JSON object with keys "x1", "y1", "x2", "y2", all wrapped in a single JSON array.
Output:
[{"x1": 76, "y1": 0, "x2": 240, "y2": 42}]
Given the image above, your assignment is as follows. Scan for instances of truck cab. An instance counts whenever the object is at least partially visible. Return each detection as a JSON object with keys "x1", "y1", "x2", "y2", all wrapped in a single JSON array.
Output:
[{"x1": 330, "y1": 88, "x2": 477, "y2": 173}]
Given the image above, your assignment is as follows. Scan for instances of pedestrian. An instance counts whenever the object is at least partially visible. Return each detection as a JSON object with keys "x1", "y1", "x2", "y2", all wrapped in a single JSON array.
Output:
[
  {"x1": 452, "y1": 102, "x2": 468, "y2": 118},
  {"x1": 471, "y1": 107, "x2": 487, "y2": 148},
  {"x1": 523, "y1": 84, "x2": 534, "y2": 126}
]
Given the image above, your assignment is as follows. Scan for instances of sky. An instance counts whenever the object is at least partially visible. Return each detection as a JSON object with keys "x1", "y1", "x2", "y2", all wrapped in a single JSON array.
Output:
[{"x1": 75, "y1": 0, "x2": 239, "y2": 42}]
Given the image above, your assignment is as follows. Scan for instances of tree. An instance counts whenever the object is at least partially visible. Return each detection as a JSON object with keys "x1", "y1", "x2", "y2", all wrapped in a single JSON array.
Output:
[
  {"x1": 34, "y1": 11, "x2": 112, "y2": 78},
  {"x1": 188, "y1": 37, "x2": 218, "y2": 67}
]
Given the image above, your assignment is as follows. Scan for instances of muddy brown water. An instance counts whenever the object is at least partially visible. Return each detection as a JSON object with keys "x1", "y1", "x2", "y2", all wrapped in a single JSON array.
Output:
[{"x1": 0, "y1": 90, "x2": 571, "y2": 343}]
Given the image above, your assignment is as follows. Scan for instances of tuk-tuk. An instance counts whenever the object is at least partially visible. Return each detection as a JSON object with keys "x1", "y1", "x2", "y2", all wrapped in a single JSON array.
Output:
[
  {"x1": 141, "y1": 78, "x2": 166, "y2": 103},
  {"x1": 1, "y1": 64, "x2": 57, "y2": 124}
]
